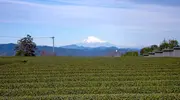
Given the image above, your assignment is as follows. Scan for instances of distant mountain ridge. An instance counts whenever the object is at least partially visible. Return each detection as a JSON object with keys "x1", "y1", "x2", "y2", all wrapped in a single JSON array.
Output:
[
  {"x1": 0, "y1": 43, "x2": 140, "y2": 56},
  {"x1": 61, "y1": 44, "x2": 89, "y2": 49}
]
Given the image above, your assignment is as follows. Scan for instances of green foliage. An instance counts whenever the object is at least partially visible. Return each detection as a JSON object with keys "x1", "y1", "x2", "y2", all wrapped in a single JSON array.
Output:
[
  {"x1": 140, "y1": 47, "x2": 152, "y2": 55},
  {"x1": 168, "y1": 39, "x2": 179, "y2": 49},
  {"x1": 15, "y1": 35, "x2": 37, "y2": 56},
  {"x1": 15, "y1": 50, "x2": 23, "y2": 56},
  {"x1": 1, "y1": 57, "x2": 180, "y2": 99},
  {"x1": 124, "y1": 51, "x2": 139, "y2": 56},
  {"x1": 159, "y1": 39, "x2": 169, "y2": 50},
  {"x1": 159, "y1": 39, "x2": 179, "y2": 50},
  {"x1": 150, "y1": 45, "x2": 158, "y2": 51}
]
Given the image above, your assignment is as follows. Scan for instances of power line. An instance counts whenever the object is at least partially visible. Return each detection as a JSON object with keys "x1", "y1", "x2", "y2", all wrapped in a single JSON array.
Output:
[
  {"x1": 0, "y1": 36, "x2": 55, "y2": 53},
  {"x1": 0, "y1": 36, "x2": 22, "y2": 38},
  {"x1": 0, "y1": 36, "x2": 53, "y2": 39}
]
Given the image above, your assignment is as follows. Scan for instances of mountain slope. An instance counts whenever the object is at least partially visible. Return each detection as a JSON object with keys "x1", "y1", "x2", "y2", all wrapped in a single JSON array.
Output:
[
  {"x1": 61, "y1": 44, "x2": 89, "y2": 49},
  {"x1": 0, "y1": 43, "x2": 16, "y2": 56},
  {"x1": 77, "y1": 42, "x2": 116, "y2": 48},
  {"x1": 0, "y1": 43, "x2": 140, "y2": 56}
]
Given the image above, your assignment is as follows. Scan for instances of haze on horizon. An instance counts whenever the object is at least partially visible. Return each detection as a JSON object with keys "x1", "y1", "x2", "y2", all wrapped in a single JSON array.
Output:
[{"x1": 0, "y1": 0, "x2": 180, "y2": 48}]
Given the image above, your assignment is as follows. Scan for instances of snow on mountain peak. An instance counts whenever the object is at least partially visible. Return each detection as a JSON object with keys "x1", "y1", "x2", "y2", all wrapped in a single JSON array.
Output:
[{"x1": 83, "y1": 36, "x2": 106, "y2": 43}]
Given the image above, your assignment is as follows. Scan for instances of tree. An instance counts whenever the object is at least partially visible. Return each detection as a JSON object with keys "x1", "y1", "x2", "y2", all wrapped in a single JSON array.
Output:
[
  {"x1": 159, "y1": 39, "x2": 169, "y2": 50},
  {"x1": 15, "y1": 35, "x2": 37, "y2": 56},
  {"x1": 150, "y1": 45, "x2": 159, "y2": 51},
  {"x1": 141, "y1": 39, "x2": 180, "y2": 56},
  {"x1": 140, "y1": 47, "x2": 152, "y2": 55},
  {"x1": 168, "y1": 39, "x2": 179, "y2": 49},
  {"x1": 124, "y1": 51, "x2": 139, "y2": 56},
  {"x1": 140, "y1": 48, "x2": 144, "y2": 55},
  {"x1": 159, "y1": 39, "x2": 179, "y2": 50}
]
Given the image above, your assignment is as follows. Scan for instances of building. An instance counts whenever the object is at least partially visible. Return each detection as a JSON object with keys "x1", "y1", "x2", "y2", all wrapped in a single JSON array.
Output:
[
  {"x1": 173, "y1": 47, "x2": 180, "y2": 57},
  {"x1": 148, "y1": 52, "x2": 155, "y2": 57},
  {"x1": 107, "y1": 50, "x2": 122, "y2": 57},
  {"x1": 154, "y1": 51, "x2": 163, "y2": 57},
  {"x1": 163, "y1": 49, "x2": 174, "y2": 57},
  {"x1": 114, "y1": 50, "x2": 122, "y2": 57},
  {"x1": 145, "y1": 47, "x2": 180, "y2": 57}
]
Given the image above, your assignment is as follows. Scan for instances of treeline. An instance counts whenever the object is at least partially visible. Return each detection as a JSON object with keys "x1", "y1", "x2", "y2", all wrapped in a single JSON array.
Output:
[
  {"x1": 140, "y1": 39, "x2": 179, "y2": 55},
  {"x1": 123, "y1": 51, "x2": 139, "y2": 56}
]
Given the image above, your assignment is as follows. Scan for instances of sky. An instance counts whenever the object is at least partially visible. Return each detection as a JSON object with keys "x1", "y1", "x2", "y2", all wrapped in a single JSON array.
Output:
[{"x1": 0, "y1": 0, "x2": 180, "y2": 48}]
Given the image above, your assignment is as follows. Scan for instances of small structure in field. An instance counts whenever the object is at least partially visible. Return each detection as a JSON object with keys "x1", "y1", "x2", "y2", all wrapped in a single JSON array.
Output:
[
  {"x1": 41, "y1": 51, "x2": 56, "y2": 56},
  {"x1": 114, "y1": 50, "x2": 122, "y2": 57},
  {"x1": 108, "y1": 50, "x2": 122, "y2": 57}
]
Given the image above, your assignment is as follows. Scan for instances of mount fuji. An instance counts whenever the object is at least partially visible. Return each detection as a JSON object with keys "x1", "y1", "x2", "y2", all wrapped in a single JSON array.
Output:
[
  {"x1": 61, "y1": 36, "x2": 117, "y2": 49},
  {"x1": 60, "y1": 36, "x2": 140, "y2": 51}
]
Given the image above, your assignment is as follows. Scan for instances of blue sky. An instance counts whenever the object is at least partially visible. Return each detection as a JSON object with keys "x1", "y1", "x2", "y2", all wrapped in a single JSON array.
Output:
[{"x1": 0, "y1": 0, "x2": 180, "y2": 48}]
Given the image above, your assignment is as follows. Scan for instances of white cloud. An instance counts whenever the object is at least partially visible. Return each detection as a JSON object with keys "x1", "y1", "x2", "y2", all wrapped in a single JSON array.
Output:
[
  {"x1": 0, "y1": 0, "x2": 180, "y2": 26},
  {"x1": 0, "y1": 0, "x2": 180, "y2": 46},
  {"x1": 47, "y1": 0, "x2": 130, "y2": 7},
  {"x1": 83, "y1": 36, "x2": 106, "y2": 43}
]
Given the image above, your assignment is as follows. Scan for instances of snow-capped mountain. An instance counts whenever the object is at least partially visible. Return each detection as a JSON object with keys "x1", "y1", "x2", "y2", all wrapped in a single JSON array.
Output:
[
  {"x1": 61, "y1": 36, "x2": 141, "y2": 50},
  {"x1": 76, "y1": 36, "x2": 116, "y2": 48}
]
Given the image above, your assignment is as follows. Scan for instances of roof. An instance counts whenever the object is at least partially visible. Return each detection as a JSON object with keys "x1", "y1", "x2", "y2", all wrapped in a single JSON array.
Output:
[
  {"x1": 149, "y1": 52, "x2": 155, "y2": 55},
  {"x1": 174, "y1": 47, "x2": 180, "y2": 50},
  {"x1": 155, "y1": 51, "x2": 163, "y2": 53},
  {"x1": 143, "y1": 53, "x2": 149, "y2": 56},
  {"x1": 143, "y1": 54, "x2": 149, "y2": 56},
  {"x1": 163, "y1": 49, "x2": 174, "y2": 52}
]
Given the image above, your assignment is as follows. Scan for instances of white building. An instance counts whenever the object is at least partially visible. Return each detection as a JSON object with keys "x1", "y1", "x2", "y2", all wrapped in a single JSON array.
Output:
[
  {"x1": 154, "y1": 51, "x2": 163, "y2": 57},
  {"x1": 169, "y1": 50, "x2": 174, "y2": 57},
  {"x1": 144, "y1": 47, "x2": 180, "y2": 57},
  {"x1": 148, "y1": 52, "x2": 155, "y2": 57},
  {"x1": 173, "y1": 47, "x2": 180, "y2": 57},
  {"x1": 163, "y1": 49, "x2": 174, "y2": 57}
]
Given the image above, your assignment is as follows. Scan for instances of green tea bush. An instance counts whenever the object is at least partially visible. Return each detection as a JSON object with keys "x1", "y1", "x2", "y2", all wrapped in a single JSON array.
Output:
[{"x1": 0, "y1": 57, "x2": 180, "y2": 99}]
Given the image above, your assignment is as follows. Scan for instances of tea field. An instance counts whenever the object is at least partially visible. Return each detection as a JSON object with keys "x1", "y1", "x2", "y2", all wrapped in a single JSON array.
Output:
[{"x1": 0, "y1": 57, "x2": 180, "y2": 100}]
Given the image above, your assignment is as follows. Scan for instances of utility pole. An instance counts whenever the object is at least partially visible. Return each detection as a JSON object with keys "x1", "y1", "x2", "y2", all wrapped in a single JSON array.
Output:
[{"x1": 52, "y1": 37, "x2": 55, "y2": 53}]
